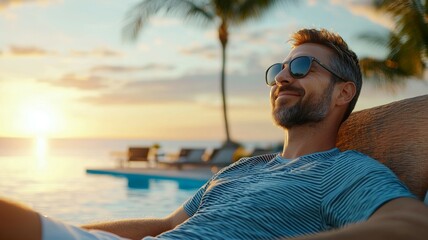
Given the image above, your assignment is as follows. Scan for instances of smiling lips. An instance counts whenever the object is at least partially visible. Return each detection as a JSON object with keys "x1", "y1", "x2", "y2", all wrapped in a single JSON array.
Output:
[
  {"x1": 277, "y1": 91, "x2": 301, "y2": 97},
  {"x1": 275, "y1": 86, "x2": 304, "y2": 100}
]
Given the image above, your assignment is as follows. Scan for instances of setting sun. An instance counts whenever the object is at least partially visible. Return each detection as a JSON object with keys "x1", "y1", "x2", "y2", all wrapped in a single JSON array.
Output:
[{"x1": 21, "y1": 101, "x2": 58, "y2": 137}]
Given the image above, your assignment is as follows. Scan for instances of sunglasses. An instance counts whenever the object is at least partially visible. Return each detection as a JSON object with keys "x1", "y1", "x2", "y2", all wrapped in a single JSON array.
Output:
[{"x1": 265, "y1": 56, "x2": 346, "y2": 86}]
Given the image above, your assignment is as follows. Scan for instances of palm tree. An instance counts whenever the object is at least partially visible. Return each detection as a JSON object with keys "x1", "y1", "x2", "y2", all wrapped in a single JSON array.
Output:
[
  {"x1": 122, "y1": 0, "x2": 294, "y2": 146},
  {"x1": 359, "y1": 0, "x2": 428, "y2": 86}
]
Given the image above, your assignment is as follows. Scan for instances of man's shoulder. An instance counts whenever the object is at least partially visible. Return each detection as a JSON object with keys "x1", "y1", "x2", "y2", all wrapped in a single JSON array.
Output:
[
  {"x1": 330, "y1": 149, "x2": 389, "y2": 172},
  {"x1": 236, "y1": 152, "x2": 279, "y2": 165},
  {"x1": 217, "y1": 152, "x2": 278, "y2": 174},
  {"x1": 334, "y1": 149, "x2": 376, "y2": 162}
]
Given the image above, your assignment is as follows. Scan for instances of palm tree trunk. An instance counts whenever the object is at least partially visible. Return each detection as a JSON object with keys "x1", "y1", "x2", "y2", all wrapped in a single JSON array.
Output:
[
  {"x1": 219, "y1": 20, "x2": 231, "y2": 144},
  {"x1": 220, "y1": 40, "x2": 231, "y2": 143}
]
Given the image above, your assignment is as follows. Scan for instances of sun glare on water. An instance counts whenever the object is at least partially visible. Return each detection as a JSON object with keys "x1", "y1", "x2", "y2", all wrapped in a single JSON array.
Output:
[
  {"x1": 35, "y1": 136, "x2": 49, "y2": 168},
  {"x1": 19, "y1": 101, "x2": 59, "y2": 168}
]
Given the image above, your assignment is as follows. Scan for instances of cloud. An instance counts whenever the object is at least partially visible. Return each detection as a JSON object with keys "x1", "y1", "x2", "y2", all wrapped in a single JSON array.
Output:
[
  {"x1": 3, "y1": 46, "x2": 122, "y2": 58},
  {"x1": 90, "y1": 63, "x2": 174, "y2": 73},
  {"x1": 330, "y1": 0, "x2": 394, "y2": 30},
  {"x1": 0, "y1": 0, "x2": 56, "y2": 10},
  {"x1": 69, "y1": 48, "x2": 122, "y2": 58},
  {"x1": 8, "y1": 45, "x2": 52, "y2": 56},
  {"x1": 38, "y1": 73, "x2": 108, "y2": 90},
  {"x1": 80, "y1": 72, "x2": 218, "y2": 105},
  {"x1": 234, "y1": 28, "x2": 280, "y2": 45},
  {"x1": 79, "y1": 65, "x2": 268, "y2": 106},
  {"x1": 179, "y1": 44, "x2": 218, "y2": 59}
]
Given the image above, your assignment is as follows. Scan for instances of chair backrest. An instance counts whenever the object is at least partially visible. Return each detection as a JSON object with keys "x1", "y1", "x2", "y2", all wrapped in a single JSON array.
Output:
[
  {"x1": 336, "y1": 94, "x2": 428, "y2": 200},
  {"x1": 177, "y1": 148, "x2": 205, "y2": 163},
  {"x1": 128, "y1": 147, "x2": 150, "y2": 162},
  {"x1": 178, "y1": 149, "x2": 191, "y2": 157},
  {"x1": 209, "y1": 147, "x2": 237, "y2": 165}
]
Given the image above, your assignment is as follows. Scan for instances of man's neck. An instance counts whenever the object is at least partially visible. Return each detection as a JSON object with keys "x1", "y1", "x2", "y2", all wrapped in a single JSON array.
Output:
[{"x1": 281, "y1": 122, "x2": 338, "y2": 159}]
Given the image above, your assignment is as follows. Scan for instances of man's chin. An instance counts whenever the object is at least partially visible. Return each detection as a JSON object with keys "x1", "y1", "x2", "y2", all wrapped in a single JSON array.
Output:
[
  {"x1": 273, "y1": 101, "x2": 297, "y2": 113},
  {"x1": 273, "y1": 117, "x2": 299, "y2": 129}
]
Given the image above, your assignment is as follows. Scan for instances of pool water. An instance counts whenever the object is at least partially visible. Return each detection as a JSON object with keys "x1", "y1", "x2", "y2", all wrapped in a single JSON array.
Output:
[{"x1": 0, "y1": 152, "x2": 201, "y2": 225}]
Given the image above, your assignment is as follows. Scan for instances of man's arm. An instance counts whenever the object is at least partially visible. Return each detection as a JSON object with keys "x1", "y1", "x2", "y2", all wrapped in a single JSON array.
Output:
[
  {"x1": 0, "y1": 197, "x2": 189, "y2": 240},
  {"x1": 82, "y1": 206, "x2": 190, "y2": 240},
  {"x1": 0, "y1": 198, "x2": 42, "y2": 240},
  {"x1": 290, "y1": 197, "x2": 428, "y2": 240}
]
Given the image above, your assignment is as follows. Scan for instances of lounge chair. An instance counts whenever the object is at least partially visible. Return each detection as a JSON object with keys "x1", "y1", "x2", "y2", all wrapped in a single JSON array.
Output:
[
  {"x1": 125, "y1": 147, "x2": 151, "y2": 168},
  {"x1": 336, "y1": 94, "x2": 428, "y2": 201},
  {"x1": 157, "y1": 148, "x2": 206, "y2": 169},
  {"x1": 207, "y1": 147, "x2": 238, "y2": 168}
]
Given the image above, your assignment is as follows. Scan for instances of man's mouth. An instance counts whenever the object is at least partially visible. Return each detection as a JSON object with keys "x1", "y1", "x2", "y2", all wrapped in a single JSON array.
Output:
[
  {"x1": 275, "y1": 86, "x2": 304, "y2": 99},
  {"x1": 277, "y1": 91, "x2": 301, "y2": 97}
]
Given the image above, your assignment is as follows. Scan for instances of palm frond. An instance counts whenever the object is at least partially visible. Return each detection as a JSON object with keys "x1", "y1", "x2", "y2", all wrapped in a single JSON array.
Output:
[
  {"x1": 122, "y1": 0, "x2": 215, "y2": 42},
  {"x1": 212, "y1": 0, "x2": 234, "y2": 19},
  {"x1": 375, "y1": 0, "x2": 428, "y2": 50},
  {"x1": 358, "y1": 0, "x2": 427, "y2": 86},
  {"x1": 393, "y1": 40, "x2": 425, "y2": 78},
  {"x1": 359, "y1": 57, "x2": 409, "y2": 87},
  {"x1": 358, "y1": 31, "x2": 389, "y2": 47},
  {"x1": 373, "y1": 0, "x2": 411, "y2": 17}
]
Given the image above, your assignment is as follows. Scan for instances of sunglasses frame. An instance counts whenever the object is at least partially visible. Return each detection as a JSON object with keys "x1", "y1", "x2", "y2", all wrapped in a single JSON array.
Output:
[{"x1": 265, "y1": 56, "x2": 346, "y2": 86}]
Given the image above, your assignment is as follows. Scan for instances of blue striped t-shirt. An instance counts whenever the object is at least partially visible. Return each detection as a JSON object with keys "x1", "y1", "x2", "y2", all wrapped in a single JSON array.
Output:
[{"x1": 150, "y1": 148, "x2": 415, "y2": 239}]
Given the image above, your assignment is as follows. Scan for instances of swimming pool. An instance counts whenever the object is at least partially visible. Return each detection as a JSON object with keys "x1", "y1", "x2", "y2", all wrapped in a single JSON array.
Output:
[{"x1": 0, "y1": 152, "x2": 203, "y2": 225}]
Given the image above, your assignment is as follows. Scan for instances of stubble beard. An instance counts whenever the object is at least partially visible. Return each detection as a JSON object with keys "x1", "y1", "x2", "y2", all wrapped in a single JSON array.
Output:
[{"x1": 272, "y1": 82, "x2": 335, "y2": 129}]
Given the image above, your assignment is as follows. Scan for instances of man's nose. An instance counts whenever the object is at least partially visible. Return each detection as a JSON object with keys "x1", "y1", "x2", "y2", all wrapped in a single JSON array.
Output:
[{"x1": 274, "y1": 67, "x2": 294, "y2": 86}]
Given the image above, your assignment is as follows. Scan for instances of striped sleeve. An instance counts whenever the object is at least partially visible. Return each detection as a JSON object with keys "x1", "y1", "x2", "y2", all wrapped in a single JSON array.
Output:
[
  {"x1": 321, "y1": 152, "x2": 416, "y2": 228},
  {"x1": 182, "y1": 158, "x2": 254, "y2": 217},
  {"x1": 182, "y1": 164, "x2": 231, "y2": 217},
  {"x1": 182, "y1": 181, "x2": 210, "y2": 217}
]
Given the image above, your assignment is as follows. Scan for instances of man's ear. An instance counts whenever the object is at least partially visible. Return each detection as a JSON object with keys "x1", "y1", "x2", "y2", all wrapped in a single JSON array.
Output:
[{"x1": 336, "y1": 81, "x2": 356, "y2": 106}]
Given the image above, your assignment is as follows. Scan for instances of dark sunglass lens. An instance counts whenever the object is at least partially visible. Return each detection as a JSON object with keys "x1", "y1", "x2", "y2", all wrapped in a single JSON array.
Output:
[
  {"x1": 290, "y1": 57, "x2": 311, "y2": 78},
  {"x1": 266, "y1": 63, "x2": 283, "y2": 85}
]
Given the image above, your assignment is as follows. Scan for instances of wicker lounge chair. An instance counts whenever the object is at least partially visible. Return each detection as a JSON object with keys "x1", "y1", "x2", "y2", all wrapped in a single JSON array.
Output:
[{"x1": 336, "y1": 94, "x2": 428, "y2": 200}]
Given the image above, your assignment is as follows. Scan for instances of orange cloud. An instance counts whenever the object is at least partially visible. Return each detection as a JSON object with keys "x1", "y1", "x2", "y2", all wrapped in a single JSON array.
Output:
[
  {"x1": 330, "y1": 0, "x2": 394, "y2": 30},
  {"x1": 0, "y1": 0, "x2": 55, "y2": 10},
  {"x1": 70, "y1": 48, "x2": 122, "y2": 58},
  {"x1": 8, "y1": 45, "x2": 52, "y2": 56},
  {"x1": 90, "y1": 63, "x2": 174, "y2": 73},
  {"x1": 38, "y1": 74, "x2": 108, "y2": 90}
]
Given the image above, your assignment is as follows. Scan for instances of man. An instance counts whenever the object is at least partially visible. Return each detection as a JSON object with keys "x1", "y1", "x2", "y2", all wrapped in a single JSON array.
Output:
[{"x1": 1, "y1": 28, "x2": 428, "y2": 240}]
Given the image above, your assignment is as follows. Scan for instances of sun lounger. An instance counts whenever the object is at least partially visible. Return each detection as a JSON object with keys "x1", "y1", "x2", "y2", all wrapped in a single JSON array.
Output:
[
  {"x1": 336, "y1": 94, "x2": 428, "y2": 200},
  {"x1": 207, "y1": 147, "x2": 237, "y2": 167},
  {"x1": 126, "y1": 147, "x2": 151, "y2": 167},
  {"x1": 158, "y1": 147, "x2": 238, "y2": 171},
  {"x1": 158, "y1": 148, "x2": 206, "y2": 169}
]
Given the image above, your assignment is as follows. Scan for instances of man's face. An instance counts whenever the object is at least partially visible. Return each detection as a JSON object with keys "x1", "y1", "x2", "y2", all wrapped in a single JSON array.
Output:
[{"x1": 270, "y1": 43, "x2": 337, "y2": 129}]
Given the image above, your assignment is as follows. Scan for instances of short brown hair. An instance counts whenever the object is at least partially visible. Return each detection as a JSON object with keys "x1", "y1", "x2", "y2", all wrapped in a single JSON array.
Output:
[{"x1": 290, "y1": 28, "x2": 362, "y2": 122}]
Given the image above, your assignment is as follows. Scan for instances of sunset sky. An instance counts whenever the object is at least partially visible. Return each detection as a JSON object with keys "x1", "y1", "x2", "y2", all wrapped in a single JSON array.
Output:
[{"x1": 0, "y1": 0, "x2": 427, "y2": 141}]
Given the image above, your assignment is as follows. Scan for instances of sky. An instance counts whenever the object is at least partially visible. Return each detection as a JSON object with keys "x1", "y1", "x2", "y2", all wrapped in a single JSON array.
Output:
[{"x1": 0, "y1": 0, "x2": 427, "y2": 142}]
